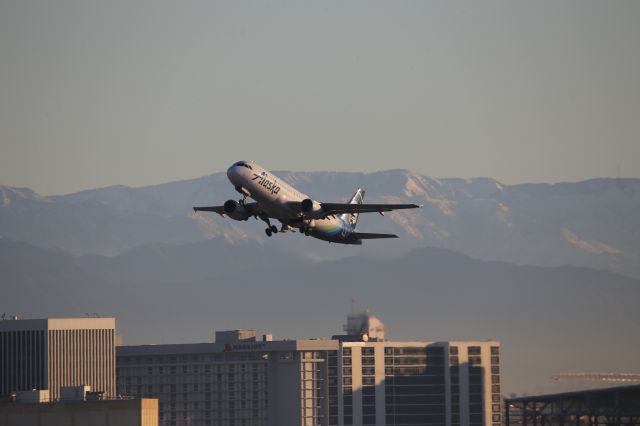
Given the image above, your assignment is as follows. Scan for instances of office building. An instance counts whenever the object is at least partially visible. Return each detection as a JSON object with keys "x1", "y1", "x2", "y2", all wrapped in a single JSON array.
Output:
[
  {"x1": 0, "y1": 317, "x2": 116, "y2": 400},
  {"x1": 117, "y1": 316, "x2": 501, "y2": 426},
  {"x1": 0, "y1": 395, "x2": 158, "y2": 426}
]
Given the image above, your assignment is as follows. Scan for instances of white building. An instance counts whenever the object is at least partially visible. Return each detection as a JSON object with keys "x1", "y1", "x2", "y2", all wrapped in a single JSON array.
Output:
[{"x1": 116, "y1": 318, "x2": 501, "y2": 426}]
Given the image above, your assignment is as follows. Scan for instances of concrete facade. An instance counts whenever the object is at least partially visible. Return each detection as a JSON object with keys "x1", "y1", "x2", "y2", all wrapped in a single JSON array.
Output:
[
  {"x1": 117, "y1": 334, "x2": 500, "y2": 426},
  {"x1": 0, "y1": 398, "x2": 158, "y2": 426},
  {"x1": 0, "y1": 318, "x2": 116, "y2": 400}
]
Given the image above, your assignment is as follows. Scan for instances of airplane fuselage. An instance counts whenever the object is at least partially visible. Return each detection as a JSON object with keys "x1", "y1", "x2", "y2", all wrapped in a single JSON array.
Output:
[{"x1": 227, "y1": 162, "x2": 358, "y2": 243}]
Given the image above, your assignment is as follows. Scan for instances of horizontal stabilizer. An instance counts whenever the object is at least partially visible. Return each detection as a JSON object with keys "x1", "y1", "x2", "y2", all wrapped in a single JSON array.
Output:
[
  {"x1": 193, "y1": 206, "x2": 225, "y2": 214},
  {"x1": 351, "y1": 232, "x2": 398, "y2": 240}
]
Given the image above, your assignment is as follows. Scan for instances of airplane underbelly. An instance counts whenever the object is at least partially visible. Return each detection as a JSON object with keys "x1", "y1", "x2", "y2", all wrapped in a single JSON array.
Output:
[
  {"x1": 311, "y1": 217, "x2": 350, "y2": 242},
  {"x1": 249, "y1": 188, "x2": 290, "y2": 218}
]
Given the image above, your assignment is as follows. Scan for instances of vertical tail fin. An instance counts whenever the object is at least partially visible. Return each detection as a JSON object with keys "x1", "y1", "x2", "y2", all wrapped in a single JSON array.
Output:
[{"x1": 342, "y1": 188, "x2": 365, "y2": 228}]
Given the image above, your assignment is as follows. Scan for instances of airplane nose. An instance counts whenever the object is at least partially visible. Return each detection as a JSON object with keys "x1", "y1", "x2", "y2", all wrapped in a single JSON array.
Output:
[{"x1": 227, "y1": 165, "x2": 241, "y2": 186}]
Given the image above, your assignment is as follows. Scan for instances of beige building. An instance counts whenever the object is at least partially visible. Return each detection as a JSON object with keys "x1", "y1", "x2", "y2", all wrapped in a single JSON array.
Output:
[
  {"x1": 0, "y1": 318, "x2": 116, "y2": 400},
  {"x1": 0, "y1": 397, "x2": 158, "y2": 426},
  {"x1": 117, "y1": 321, "x2": 501, "y2": 426}
]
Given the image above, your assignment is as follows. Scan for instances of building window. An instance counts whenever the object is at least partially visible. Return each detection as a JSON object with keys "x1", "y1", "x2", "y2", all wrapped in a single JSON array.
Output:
[
  {"x1": 279, "y1": 352, "x2": 293, "y2": 361},
  {"x1": 362, "y1": 367, "x2": 375, "y2": 375}
]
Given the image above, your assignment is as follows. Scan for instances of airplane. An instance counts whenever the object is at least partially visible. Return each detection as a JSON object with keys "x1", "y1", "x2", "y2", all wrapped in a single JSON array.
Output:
[{"x1": 193, "y1": 160, "x2": 420, "y2": 245}]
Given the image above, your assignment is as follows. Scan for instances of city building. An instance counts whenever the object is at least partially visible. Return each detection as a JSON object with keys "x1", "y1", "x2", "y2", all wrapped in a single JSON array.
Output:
[
  {"x1": 340, "y1": 311, "x2": 386, "y2": 342},
  {"x1": 117, "y1": 315, "x2": 501, "y2": 426},
  {"x1": 0, "y1": 317, "x2": 116, "y2": 400},
  {"x1": 504, "y1": 385, "x2": 640, "y2": 425},
  {"x1": 0, "y1": 394, "x2": 158, "y2": 426}
]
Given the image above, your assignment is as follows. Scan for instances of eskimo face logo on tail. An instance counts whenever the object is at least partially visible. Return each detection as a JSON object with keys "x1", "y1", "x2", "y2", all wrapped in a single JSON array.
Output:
[{"x1": 251, "y1": 173, "x2": 281, "y2": 194}]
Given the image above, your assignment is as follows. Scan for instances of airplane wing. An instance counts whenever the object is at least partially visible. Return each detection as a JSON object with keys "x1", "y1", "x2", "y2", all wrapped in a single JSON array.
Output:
[
  {"x1": 193, "y1": 202, "x2": 260, "y2": 216},
  {"x1": 319, "y1": 202, "x2": 420, "y2": 216},
  {"x1": 351, "y1": 232, "x2": 398, "y2": 239}
]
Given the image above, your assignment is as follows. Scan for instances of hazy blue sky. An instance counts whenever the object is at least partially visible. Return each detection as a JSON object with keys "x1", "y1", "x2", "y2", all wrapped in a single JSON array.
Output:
[{"x1": 1, "y1": 1, "x2": 639, "y2": 195}]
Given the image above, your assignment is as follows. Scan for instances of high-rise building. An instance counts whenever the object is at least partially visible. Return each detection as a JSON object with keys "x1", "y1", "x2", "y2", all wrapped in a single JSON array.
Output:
[
  {"x1": 0, "y1": 317, "x2": 116, "y2": 400},
  {"x1": 116, "y1": 318, "x2": 501, "y2": 426}
]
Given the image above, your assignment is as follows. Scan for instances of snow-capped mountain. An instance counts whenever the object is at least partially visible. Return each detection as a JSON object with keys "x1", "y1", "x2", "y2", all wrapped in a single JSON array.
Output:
[{"x1": 1, "y1": 171, "x2": 639, "y2": 277}]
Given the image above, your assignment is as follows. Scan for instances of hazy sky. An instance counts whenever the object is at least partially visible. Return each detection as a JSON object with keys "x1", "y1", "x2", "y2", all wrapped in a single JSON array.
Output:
[{"x1": 1, "y1": 1, "x2": 639, "y2": 195}]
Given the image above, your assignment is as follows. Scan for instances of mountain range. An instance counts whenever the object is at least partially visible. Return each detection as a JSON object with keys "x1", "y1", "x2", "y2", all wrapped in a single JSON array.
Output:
[
  {"x1": 1, "y1": 236, "x2": 638, "y2": 396},
  {"x1": 2, "y1": 171, "x2": 639, "y2": 277},
  {"x1": 2, "y1": 170, "x2": 639, "y2": 395}
]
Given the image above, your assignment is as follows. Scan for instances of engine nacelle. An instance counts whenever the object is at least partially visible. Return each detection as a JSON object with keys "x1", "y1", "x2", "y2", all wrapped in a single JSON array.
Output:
[
  {"x1": 301, "y1": 198, "x2": 323, "y2": 218},
  {"x1": 223, "y1": 200, "x2": 251, "y2": 221}
]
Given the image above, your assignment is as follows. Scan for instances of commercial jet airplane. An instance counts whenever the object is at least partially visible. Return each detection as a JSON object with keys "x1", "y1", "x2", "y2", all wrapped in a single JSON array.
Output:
[{"x1": 193, "y1": 160, "x2": 420, "y2": 245}]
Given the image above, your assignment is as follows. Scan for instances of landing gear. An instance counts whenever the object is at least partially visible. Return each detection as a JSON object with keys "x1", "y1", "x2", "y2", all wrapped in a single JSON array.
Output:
[
  {"x1": 265, "y1": 225, "x2": 278, "y2": 237},
  {"x1": 259, "y1": 212, "x2": 279, "y2": 237},
  {"x1": 299, "y1": 225, "x2": 311, "y2": 236},
  {"x1": 235, "y1": 186, "x2": 249, "y2": 205}
]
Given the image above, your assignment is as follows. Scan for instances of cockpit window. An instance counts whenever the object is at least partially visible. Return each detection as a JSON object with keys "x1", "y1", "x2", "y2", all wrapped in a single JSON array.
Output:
[{"x1": 233, "y1": 161, "x2": 252, "y2": 170}]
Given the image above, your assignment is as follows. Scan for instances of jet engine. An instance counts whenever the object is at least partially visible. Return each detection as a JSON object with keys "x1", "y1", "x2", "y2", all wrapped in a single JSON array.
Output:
[
  {"x1": 223, "y1": 200, "x2": 251, "y2": 221},
  {"x1": 301, "y1": 198, "x2": 323, "y2": 218}
]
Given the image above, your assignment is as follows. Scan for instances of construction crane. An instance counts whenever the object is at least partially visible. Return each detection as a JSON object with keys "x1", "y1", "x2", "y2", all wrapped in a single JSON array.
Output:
[{"x1": 551, "y1": 373, "x2": 640, "y2": 383}]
